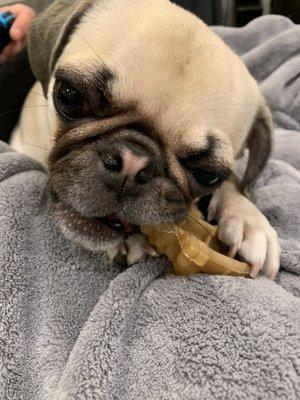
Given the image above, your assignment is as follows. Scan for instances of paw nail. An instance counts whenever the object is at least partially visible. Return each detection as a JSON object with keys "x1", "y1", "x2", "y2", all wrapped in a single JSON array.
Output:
[
  {"x1": 144, "y1": 245, "x2": 158, "y2": 257},
  {"x1": 250, "y1": 264, "x2": 261, "y2": 279},
  {"x1": 227, "y1": 244, "x2": 238, "y2": 258}
]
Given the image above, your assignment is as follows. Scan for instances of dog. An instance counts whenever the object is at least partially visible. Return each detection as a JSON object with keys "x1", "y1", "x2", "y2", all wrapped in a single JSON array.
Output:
[{"x1": 10, "y1": 0, "x2": 280, "y2": 278}]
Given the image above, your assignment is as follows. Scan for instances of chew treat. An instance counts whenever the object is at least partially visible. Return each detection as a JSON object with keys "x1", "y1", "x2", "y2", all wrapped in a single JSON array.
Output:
[{"x1": 140, "y1": 208, "x2": 251, "y2": 277}]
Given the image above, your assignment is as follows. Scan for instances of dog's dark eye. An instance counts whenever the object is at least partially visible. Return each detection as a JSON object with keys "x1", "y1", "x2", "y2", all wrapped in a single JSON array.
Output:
[
  {"x1": 54, "y1": 81, "x2": 88, "y2": 120},
  {"x1": 181, "y1": 153, "x2": 228, "y2": 188},
  {"x1": 189, "y1": 168, "x2": 224, "y2": 187}
]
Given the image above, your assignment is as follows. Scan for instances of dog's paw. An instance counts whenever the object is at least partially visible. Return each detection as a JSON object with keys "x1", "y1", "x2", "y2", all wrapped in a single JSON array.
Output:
[
  {"x1": 208, "y1": 184, "x2": 281, "y2": 280},
  {"x1": 125, "y1": 233, "x2": 158, "y2": 265}
]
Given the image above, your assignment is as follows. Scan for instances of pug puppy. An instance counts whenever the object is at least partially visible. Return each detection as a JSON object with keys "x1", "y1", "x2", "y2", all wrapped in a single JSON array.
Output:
[{"x1": 11, "y1": 0, "x2": 280, "y2": 278}]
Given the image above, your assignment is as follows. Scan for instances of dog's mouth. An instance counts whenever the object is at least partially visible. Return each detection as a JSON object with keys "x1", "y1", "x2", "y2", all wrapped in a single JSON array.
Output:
[
  {"x1": 96, "y1": 214, "x2": 135, "y2": 233},
  {"x1": 53, "y1": 202, "x2": 137, "y2": 243}
]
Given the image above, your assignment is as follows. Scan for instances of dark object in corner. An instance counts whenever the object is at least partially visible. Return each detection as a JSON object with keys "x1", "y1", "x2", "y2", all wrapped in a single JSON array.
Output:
[
  {"x1": 271, "y1": 0, "x2": 300, "y2": 24},
  {"x1": 236, "y1": 1, "x2": 262, "y2": 27},
  {"x1": 172, "y1": 0, "x2": 236, "y2": 26},
  {"x1": 0, "y1": 12, "x2": 15, "y2": 52},
  {"x1": 0, "y1": 48, "x2": 35, "y2": 142}
]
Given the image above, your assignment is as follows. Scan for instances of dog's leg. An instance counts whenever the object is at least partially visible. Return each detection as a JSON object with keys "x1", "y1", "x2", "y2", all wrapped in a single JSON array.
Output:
[{"x1": 208, "y1": 180, "x2": 280, "y2": 279}]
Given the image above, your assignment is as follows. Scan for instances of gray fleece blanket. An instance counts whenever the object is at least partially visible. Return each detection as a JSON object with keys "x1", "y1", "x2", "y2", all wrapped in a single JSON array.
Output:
[{"x1": 0, "y1": 15, "x2": 299, "y2": 400}]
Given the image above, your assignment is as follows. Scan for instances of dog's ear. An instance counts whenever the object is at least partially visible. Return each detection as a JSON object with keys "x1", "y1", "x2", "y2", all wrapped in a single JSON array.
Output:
[
  {"x1": 241, "y1": 100, "x2": 273, "y2": 192},
  {"x1": 28, "y1": 0, "x2": 92, "y2": 95}
]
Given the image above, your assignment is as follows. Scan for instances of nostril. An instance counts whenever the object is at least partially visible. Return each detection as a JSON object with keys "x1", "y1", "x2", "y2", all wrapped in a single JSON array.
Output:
[
  {"x1": 103, "y1": 154, "x2": 122, "y2": 173},
  {"x1": 135, "y1": 166, "x2": 153, "y2": 184}
]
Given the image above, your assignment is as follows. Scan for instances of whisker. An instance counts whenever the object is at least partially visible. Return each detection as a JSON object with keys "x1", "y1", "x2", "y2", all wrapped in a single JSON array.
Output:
[
  {"x1": 39, "y1": 177, "x2": 51, "y2": 209},
  {"x1": 0, "y1": 85, "x2": 45, "y2": 98},
  {"x1": 187, "y1": 214, "x2": 212, "y2": 236},
  {"x1": 77, "y1": 31, "x2": 105, "y2": 64},
  {"x1": 0, "y1": 104, "x2": 48, "y2": 118},
  {"x1": 44, "y1": 200, "x2": 53, "y2": 226},
  {"x1": 11, "y1": 139, "x2": 50, "y2": 151},
  {"x1": 38, "y1": 178, "x2": 54, "y2": 227}
]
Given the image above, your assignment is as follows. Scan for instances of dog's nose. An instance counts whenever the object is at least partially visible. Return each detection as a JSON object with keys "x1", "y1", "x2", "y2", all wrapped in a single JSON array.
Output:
[{"x1": 102, "y1": 148, "x2": 154, "y2": 185}]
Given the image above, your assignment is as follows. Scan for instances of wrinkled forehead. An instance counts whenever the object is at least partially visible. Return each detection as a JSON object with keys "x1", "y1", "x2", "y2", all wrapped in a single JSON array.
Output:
[
  {"x1": 58, "y1": 31, "x2": 230, "y2": 132},
  {"x1": 55, "y1": 62, "x2": 233, "y2": 158},
  {"x1": 53, "y1": 0, "x2": 234, "y2": 164}
]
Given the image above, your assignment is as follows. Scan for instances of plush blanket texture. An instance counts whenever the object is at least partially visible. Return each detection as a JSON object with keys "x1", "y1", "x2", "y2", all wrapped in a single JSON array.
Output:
[{"x1": 0, "y1": 15, "x2": 299, "y2": 400}]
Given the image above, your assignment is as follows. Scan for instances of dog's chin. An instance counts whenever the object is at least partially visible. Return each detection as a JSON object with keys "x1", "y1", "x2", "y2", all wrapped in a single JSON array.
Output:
[
  {"x1": 53, "y1": 202, "x2": 138, "y2": 252},
  {"x1": 52, "y1": 191, "x2": 189, "y2": 252}
]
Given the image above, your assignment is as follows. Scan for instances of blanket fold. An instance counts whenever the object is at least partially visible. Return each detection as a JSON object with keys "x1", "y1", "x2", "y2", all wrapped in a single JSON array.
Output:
[{"x1": 0, "y1": 15, "x2": 299, "y2": 400}]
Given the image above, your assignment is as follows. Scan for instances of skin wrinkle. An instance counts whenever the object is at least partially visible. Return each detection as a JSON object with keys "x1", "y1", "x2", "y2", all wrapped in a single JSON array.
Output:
[
  {"x1": 50, "y1": 72, "x2": 231, "y2": 202},
  {"x1": 50, "y1": 112, "x2": 228, "y2": 206},
  {"x1": 48, "y1": 113, "x2": 136, "y2": 164},
  {"x1": 182, "y1": 135, "x2": 220, "y2": 162},
  {"x1": 49, "y1": 105, "x2": 231, "y2": 207},
  {"x1": 50, "y1": 65, "x2": 231, "y2": 192},
  {"x1": 165, "y1": 150, "x2": 191, "y2": 201}
]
